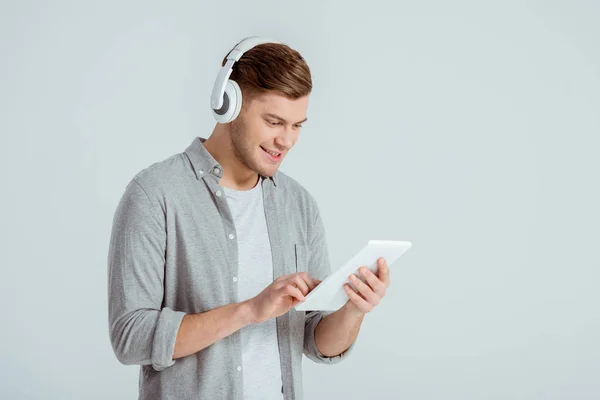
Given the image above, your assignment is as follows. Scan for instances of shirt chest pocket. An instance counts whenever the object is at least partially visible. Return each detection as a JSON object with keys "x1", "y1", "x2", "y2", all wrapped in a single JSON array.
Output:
[{"x1": 294, "y1": 243, "x2": 309, "y2": 273}]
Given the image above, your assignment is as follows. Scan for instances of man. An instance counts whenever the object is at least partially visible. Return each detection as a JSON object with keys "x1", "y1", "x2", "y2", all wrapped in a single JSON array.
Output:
[{"x1": 107, "y1": 37, "x2": 391, "y2": 400}]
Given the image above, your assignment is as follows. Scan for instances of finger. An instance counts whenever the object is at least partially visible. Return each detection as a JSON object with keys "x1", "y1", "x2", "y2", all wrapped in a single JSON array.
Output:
[
  {"x1": 275, "y1": 273, "x2": 293, "y2": 283},
  {"x1": 297, "y1": 272, "x2": 321, "y2": 291},
  {"x1": 377, "y1": 258, "x2": 391, "y2": 287},
  {"x1": 282, "y1": 284, "x2": 306, "y2": 302},
  {"x1": 290, "y1": 274, "x2": 310, "y2": 296},
  {"x1": 358, "y1": 266, "x2": 386, "y2": 297},
  {"x1": 283, "y1": 284, "x2": 305, "y2": 302},
  {"x1": 344, "y1": 284, "x2": 373, "y2": 313},
  {"x1": 348, "y1": 273, "x2": 379, "y2": 306}
]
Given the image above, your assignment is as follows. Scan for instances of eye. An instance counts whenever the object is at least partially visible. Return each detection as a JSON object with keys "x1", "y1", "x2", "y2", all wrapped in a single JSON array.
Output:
[
  {"x1": 268, "y1": 120, "x2": 282, "y2": 126},
  {"x1": 293, "y1": 124, "x2": 303, "y2": 130}
]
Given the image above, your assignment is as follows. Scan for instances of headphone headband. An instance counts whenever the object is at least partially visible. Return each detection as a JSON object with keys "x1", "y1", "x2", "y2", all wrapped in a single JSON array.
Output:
[{"x1": 210, "y1": 36, "x2": 281, "y2": 110}]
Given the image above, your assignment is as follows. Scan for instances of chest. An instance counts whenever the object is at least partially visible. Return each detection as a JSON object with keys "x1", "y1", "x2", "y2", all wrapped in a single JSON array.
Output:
[{"x1": 160, "y1": 180, "x2": 308, "y2": 312}]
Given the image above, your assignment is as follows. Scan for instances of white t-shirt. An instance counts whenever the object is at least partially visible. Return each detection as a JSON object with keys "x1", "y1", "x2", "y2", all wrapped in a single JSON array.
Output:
[{"x1": 223, "y1": 177, "x2": 284, "y2": 399}]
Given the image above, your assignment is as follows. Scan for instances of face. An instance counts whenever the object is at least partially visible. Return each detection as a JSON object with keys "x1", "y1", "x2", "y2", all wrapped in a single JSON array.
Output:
[{"x1": 229, "y1": 92, "x2": 309, "y2": 178}]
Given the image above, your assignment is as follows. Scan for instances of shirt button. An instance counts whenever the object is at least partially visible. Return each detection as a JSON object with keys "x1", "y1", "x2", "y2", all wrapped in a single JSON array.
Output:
[
  {"x1": 228, "y1": 233, "x2": 235, "y2": 240},
  {"x1": 214, "y1": 167, "x2": 221, "y2": 174},
  {"x1": 216, "y1": 190, "x2": 222, "y2": 197},
  {"x1": 198, "y1": 170, "x2": 203, "y2": 174},
  {"x1": 236, "y1": 365, "x2": 242, "y2": 372},
  {"x1": 232, "y1": 276, "x2": 238, "y2": 283}
]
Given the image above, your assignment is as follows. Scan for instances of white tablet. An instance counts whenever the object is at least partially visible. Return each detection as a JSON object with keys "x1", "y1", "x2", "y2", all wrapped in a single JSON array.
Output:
[{"x1": 294, "y1": 240, "x2": 412, "y2": 311}]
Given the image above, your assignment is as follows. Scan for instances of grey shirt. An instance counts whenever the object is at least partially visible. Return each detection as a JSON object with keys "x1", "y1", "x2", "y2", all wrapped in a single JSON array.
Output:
[{"x1": 107, "y1": 137, "x2": 354, "y2": 400}]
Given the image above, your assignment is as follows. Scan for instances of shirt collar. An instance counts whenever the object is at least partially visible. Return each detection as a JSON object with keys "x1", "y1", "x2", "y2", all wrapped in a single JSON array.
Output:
[{"x1": 184, "y1": 136, "x2": 278, "y2": 187}]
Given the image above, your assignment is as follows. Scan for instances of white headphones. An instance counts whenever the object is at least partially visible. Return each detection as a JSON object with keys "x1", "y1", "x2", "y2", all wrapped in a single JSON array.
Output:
[{"x1": 210, "y1": 36, "x2": 281, "y2": 123}]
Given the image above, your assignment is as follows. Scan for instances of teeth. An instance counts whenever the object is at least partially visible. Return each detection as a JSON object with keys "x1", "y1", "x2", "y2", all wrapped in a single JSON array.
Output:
[{"x1": 264, "y1": 148, "x2": 279, "y2": 156}]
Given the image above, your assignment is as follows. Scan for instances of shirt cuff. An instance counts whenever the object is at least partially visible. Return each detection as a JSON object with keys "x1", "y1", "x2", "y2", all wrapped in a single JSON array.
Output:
[
  {"x1": 303, "y1": 310, "x2": 356, "y2": 364},
  {"x1": 151, "y1": 307, "x2": 187, "y2": 371}
]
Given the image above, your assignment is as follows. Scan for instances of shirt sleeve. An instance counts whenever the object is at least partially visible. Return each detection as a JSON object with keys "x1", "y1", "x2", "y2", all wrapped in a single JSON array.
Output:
[
  {"x1": 302, "y1": 208, "x2": 356, "y2": 364},
  {"x1": 107, "y1": 178, "x2": 186, "y2": 371}
]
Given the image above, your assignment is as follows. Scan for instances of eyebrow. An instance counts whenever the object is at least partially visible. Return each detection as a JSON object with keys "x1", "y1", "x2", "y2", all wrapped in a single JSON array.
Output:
[{"x1": 264, "y1": 113, "x2": 307, "y2": 125}]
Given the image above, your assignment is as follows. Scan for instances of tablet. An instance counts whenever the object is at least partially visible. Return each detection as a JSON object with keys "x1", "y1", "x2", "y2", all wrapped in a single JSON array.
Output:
[{"x1": 294, "y1": 240, "x2": 412, "y2": 311}]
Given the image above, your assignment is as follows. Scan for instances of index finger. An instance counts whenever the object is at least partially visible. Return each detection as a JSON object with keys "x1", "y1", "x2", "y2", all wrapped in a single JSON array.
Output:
[{"x1": 296, "y1": 272, "x2": 321, "y2": 291}]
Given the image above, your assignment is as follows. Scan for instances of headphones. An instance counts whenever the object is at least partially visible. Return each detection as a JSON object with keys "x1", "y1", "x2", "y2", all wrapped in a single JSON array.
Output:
[{"x1": 210, "y1": 36, "x2": 281, "y2": 123}]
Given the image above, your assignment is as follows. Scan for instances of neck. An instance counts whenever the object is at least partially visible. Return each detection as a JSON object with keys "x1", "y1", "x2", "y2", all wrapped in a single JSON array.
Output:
[{"x1": 203, "y1": 124, "x2": 260, "y2": 190}]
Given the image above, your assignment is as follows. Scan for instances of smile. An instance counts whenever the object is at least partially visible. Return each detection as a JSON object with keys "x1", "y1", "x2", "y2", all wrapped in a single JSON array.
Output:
[{"x1": 260, "y1": 146, "x2": 282, "y2": 161}]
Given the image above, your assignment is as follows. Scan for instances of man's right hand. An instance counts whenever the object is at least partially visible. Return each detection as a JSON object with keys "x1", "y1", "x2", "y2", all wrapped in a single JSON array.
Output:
[{"x1": 247, "y1": 272, "x2": 321, "y2": 324}]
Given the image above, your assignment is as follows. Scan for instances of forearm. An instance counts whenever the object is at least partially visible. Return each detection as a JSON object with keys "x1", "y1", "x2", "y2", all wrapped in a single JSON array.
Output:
[
  {"x1": 173, "y1": 299, "x2": 255, "y2": 359},
  {"x1": 314, "y1": 304, "x2": 365, "y2": 357}
]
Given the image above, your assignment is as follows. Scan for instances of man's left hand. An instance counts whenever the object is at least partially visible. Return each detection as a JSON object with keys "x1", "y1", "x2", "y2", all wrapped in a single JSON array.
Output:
[{"x1": 342, "y1": 257, "x2": 390, "y2": 316}]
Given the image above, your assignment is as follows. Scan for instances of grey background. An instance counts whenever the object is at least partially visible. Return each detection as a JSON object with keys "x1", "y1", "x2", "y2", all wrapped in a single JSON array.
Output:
[{"x1": 1, "y1": 1, "x2": 599, "y2": 399}]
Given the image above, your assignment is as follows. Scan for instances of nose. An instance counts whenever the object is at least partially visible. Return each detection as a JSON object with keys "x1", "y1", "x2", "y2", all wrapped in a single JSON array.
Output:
[{"x1": 274, "y1": 131, "x2": 294, "y2": 151}]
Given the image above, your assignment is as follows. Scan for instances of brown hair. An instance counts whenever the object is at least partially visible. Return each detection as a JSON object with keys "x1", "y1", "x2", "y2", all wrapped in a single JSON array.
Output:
[{"x1": 222, "y1": 41, "x2": 312, "y2": 104}]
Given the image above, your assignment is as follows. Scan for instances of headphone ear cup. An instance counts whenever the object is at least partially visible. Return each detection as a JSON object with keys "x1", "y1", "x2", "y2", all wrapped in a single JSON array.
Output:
[
  {"x1": 212, "y1": 80, "x2": 243, "y2": 123},
  {"x1": 228, "y1": 80, "x2": 243, "y2": 122}
]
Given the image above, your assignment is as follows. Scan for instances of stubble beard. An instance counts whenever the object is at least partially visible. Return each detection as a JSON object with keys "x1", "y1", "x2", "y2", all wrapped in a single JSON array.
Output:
[{"x1": 230, "y1": 118, "x2": 273, "y2": 178}]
